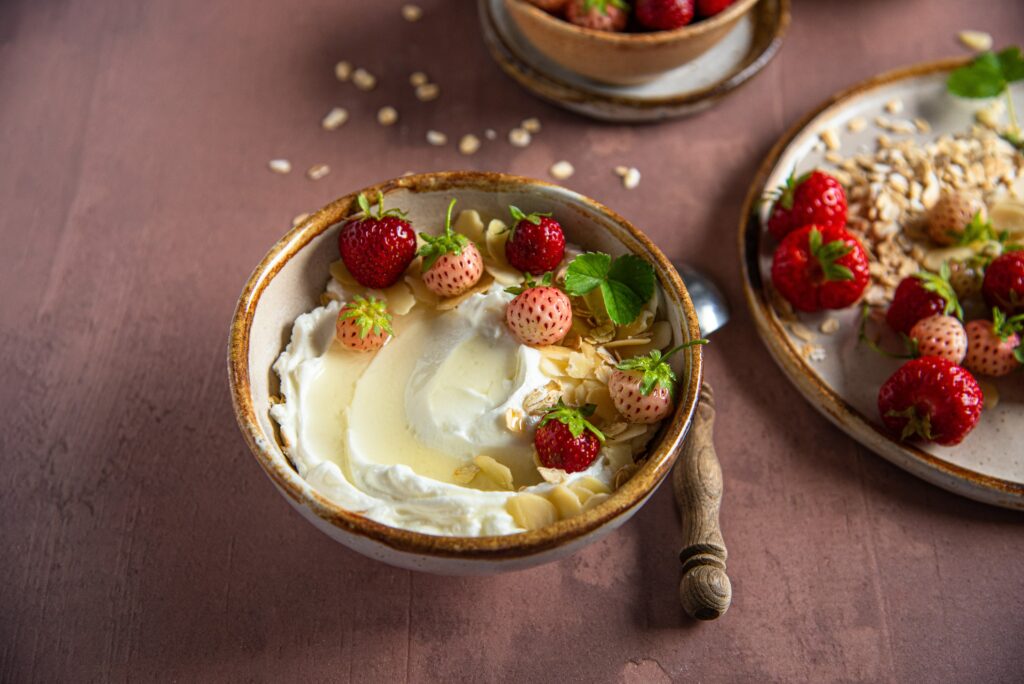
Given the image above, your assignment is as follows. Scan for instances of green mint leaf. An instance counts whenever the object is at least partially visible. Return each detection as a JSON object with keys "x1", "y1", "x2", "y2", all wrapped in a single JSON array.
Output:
[
  {"x1": 600, "y1": 280, "x2": 644, "y2": 326},
  {"x1": 607, "y1": 253, "x2": 656, "y2": 304},
  {"x1": 564, "y1": 253, "x2": 611, "y2": 295},
  {"x1": 997, "y1": 46, "x2": 1024, "y2": 82},
  {"x1": 948, "y1": 52, "x2": 1006, "y2": 98}
]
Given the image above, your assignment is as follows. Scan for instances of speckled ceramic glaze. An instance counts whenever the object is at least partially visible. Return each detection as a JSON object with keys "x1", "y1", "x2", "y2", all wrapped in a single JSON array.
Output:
[
  {"x1": 480, "y1": 0, "x2": 788, "y2": 122},
  {"x1": 229, "y1": 172, "x2": 704, "y2": 574},
  {"x1": 741, "y1": 60, "x2": 1024, "y2": 509}
]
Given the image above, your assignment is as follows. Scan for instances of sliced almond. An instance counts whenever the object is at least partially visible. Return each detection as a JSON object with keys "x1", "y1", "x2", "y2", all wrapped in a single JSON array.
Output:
[
  {"x1": 473, "y1": 455, "x2": 514, "y2": 491},
  {"x1": 506, "y1": 493, "x2": 558, "y2": 531},
  {"x1": 547, "y1": 485, "x2": 583, "y2": 518}
]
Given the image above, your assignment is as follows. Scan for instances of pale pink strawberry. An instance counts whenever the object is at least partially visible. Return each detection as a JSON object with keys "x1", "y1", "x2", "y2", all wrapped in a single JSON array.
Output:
[
  {"x1": 964, "y1": 309, "x2": 1024, "y2": 377},
  {"x1": 505, "y1": 275, "x2": 572, "y2": 347},
  {"x1": 336, "y1": 296, "x2": 393, "y2": 352},
  {"x1": 418, "y1": 198, "x2": 484, "y2": 298},
  {"x1": 908, "y1": 315, "x2": 967, "y2": 365},
  {"x1": 608, "y1": 341, "x2": 707, "y2": 424},
  {"x1": 423, "y1": 242, "x2": 484, "y2": 297}
]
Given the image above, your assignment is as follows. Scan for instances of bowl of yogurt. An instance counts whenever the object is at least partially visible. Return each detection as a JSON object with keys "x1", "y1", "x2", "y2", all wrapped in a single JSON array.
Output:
[{"x1": 228, "y1": 171, "x2": 703, "y2": 574}]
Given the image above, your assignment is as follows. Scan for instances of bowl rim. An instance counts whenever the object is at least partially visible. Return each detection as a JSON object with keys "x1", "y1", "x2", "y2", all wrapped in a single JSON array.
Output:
[
  {"x1": 228, "y1": 171, "x2": 704, "y2": 560},
  {"x1": 505, "y1": 0, "x2": 760, "y2": 46}
]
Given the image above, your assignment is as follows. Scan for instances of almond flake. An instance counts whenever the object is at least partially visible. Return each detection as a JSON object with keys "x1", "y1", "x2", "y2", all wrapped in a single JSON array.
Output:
[
  {"x1": 321, "y1": 107, "x2": 349, "y2": 130},
  {"x1": 401, "y1": 4, "x2": 423, "y2": 21},
  {"x1": 306, "y1": 163, "x2": 330, "y2": 181},
  {"x1": 268, "y1": 159, "x2": 292, "y2": 174},
  {"x1": 426, "y1": 130, "x2": 448, "y2": 146},
  {"x1": 352, "y1": 68, "x2": 376, "y2": 91},
  {"x1": 549, "y1": 160, "x2": 574, "y2": 180},
  {"x1": 415, "y1": 83, "x2": 440, "y2": 101},
  {"x1": 334, "y1": 61, "x2": 353, "y2": 81},
  {"x1": 508, "y1": 127, "x2": 531, "y2": 147},
  {"x1": 958, "y1": 30, "x2": 993, "y2": 52},
  {"x1": 377, "y1": 106, "x2": 398, "y2": 126},
  {"x1": 458, "y1": 134, "x2": 481, "y2": 155}
]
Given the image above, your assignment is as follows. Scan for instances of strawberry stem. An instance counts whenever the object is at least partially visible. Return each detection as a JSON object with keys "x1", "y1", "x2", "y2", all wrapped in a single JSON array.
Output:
[
  {"x1": 886, "y1": 406, "x2": 934, "y2": 442},
  {"x1": 539, "y1": 401, "x2": 605, "y2": 443},
  {"x1": 809, "y1": 227, "x2": 854, "y2": 282},
  {"x1": 417, "y1": 198, "x2": 470, "y2": 271}
]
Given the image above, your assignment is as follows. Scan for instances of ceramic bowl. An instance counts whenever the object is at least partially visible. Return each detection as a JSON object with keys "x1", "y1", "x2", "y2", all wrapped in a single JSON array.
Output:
[
  {"x1": 503, "y1": 0, "x2": 759, "y2": 86},
  {"x1": 228, "y1": 172, "x2": 703, "y2": 575}
]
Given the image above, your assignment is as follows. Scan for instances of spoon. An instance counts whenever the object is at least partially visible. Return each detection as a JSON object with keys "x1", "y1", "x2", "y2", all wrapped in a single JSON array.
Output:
[{"x1": 670, "y1": 262, "x2": 732, "y2": 621}]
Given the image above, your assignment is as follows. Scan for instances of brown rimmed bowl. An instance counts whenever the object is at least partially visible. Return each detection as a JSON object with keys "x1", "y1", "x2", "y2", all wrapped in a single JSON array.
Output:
[
  {"x1": 503, "y1": 0, "x2": 759, "y2": 86},
  {"x1": 228, "y1": 172, "x2": 704, "y2": 574}
]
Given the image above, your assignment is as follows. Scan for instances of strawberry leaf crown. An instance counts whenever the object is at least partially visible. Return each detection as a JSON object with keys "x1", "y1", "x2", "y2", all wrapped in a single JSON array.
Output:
[
  {"x1": 955, "y1": 212, "x2": 998, "y2": 245},
  {"x1": 991, "y1": 306, "x2": 1024, "y2": 341},
  {"x1": 886, "y1": 405, "x2": 934, "y2": 443},
  {"x1": 340, "y1": 295, "x2": 394, "y2": 339},
  {"x1": 615, "y1": 339, "x2": 709, "y2": 396},
  {"x1": 916, "y1": 263, "x2": 964, "y2": 320},
  {"x1": 761, "y1": 170, "x2": 812, "y2": 210},
  {"x1": 356, "y1": 191, "x2": 408, "y2": 221},
  {"x1": 808, "y1": 227, "x2": 854, "y2": 282},
  {"x1": 417, "y1": 198, "x2": 471, "y2": 272},
  {"x1": 508, "y1": 205, "x2": 552, "y2": 233},
  {"x1": 504, "y1": 271, "x2": 555, "y2": 296},
  {"x1": 583, "y1": 0, "x2": 629, "y2": 15},
  {"x1": 539, "y1": 401, "x2": 605, "y2": 443}
]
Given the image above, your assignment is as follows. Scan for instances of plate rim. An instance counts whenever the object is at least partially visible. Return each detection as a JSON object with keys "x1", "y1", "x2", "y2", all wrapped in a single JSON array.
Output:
[
  {"x1": 738, "y1": 56, "x2": 1024, "y2": 510},
  {"x1": 478, "y1": 0, "x2": 790, "y2": 119}
]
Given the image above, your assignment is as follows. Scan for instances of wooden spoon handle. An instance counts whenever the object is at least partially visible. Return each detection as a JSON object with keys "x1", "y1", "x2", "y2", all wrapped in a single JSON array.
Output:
[{"x1": 673, "y1": 382, "x2": 732, "y2": 620}]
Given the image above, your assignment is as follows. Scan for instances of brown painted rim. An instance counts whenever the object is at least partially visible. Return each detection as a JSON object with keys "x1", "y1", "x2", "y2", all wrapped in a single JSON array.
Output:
[
  {"x1": 739, "y1": 57, "x2": 1024, "y2": 508},
  {"x1": 228, "y1": 171, "x2": 705, "y2": 559},
  {"x1": 507, "y1": 0, "x2": 758, "y2": 46},
  {"x1": 481, "y1": 0, "x2": 789, "y2": 114}
]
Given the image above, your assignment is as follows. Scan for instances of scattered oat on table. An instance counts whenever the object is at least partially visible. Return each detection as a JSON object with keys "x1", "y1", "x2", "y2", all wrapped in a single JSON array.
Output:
[
  {"x1": 409, "y1": 71, "x2": 428, "y2": 87},
  {"x1": 549, "y1": 161, "x2": 574, "y2": 180},
  {"x1": 622, "y1": 167, "x2": 641, "y2": 189},
  {"x1": 521, "y1": 117, "x2": 542, "y2": 134},
  {"x1": 321, "y1": 107, "x2": 349, "y2": 130},
  {"x1": 613, "y1": 165, "x2": 629, "y2": 177},
  {"x1": 268, "y1": 159, "x2": 292, "y2": 175},
  {"x1": 958, "y1": 30, "x2": 993, "y2": 52},
  {"x1": 508, "y1": 127, "x2": 531, "y2": 147},
  {"x1": 377, "y1": 106, "x2": 398, "y2": 126},
  {"x1": 334, "y1": 61, "x2": 352, "y2": 82},
  {"x1": 415, "y1": 83, "x2": 440, "y2": 101},
  {"x1": 458, "y1": 134, "x2": 481, "y2": 155},
  {"x1": 426, "y1": 130, "x2": 448, "y2": 146},
  {"x1": 352, "y1": 68, "x2": 376, "y2": 91},
  {"x1": 484, "y1": 128, "x2": 497, "y2": 140},
  {"x1": 401, "y1": 4, "x2": 423, "y2": 21},
  {"x1": 306, "y1": 163, "x2": 330, "y2": 181},
  {"x1": 292, "y1": 212, "x2": 310, "y2": 227}
]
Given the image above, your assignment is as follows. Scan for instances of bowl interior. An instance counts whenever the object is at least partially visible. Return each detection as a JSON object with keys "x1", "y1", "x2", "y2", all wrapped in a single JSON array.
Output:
[{"x1": 232, "y1": 173, "x2": 703, "y2": 558}]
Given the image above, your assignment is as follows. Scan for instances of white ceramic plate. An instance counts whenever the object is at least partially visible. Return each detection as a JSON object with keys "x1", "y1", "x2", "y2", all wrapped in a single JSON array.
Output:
[
  {"x1": 741, "y1": 59, "x2": 1024, "y2": 509},
  {"x1": 478, "y1": 0, "x2": 788, "y2": 123}
]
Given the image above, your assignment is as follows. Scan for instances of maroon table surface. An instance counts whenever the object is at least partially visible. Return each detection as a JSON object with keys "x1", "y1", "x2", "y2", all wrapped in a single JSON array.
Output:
[{"x1": 2, "y1": 0, "x2": 1023, "y2": 681}]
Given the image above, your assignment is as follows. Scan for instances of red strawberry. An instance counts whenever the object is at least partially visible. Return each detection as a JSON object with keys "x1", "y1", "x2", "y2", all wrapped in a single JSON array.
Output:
[
  {"x1": 908, "y1": 315, "x2": 967, "y2": 365},
  {"x1": 770, "y1": 225, "x2": 870, "y2": 312},
  {"x1": 419, "y1": 199, "x2": 484, "y2": 297},
  {"x1": 505, "y1": 274, "x2": 573, "y2": 346},
  {"x1": 335, "y1": 296, "x2": 393, "y2": 352},
  {"x1": 534, "y1": 402, "x2": 605, "y2": 473},
  {"x1": 339, "y1": 192, "x2": 417, "y2": 289},
  {"x1": 505, "y1": 206, "x2": 566, "y2": 275},
  {"x1": 696, "y1": 0, "x2": 734, "y2": 17},
  {"x1": 982, "y1": 250, "x2": 1024, "y2": 314},
  {"x1": 636, "y1": 0, "x2": 694, "y2": 30},
  {"x1": 565, "y1": 0, "x2": 629, "y2": 31},
  {"x1": 964, "y1": 309, "x2": 1024, "y2": 377},
  {"x1": 764, "y1": 171, "x2": 847, "y2": 240},
  {"x1": 877, "y1": 357, "x2": 983, "y2": 446},
  {"x1": 886, "y1": 266, "x2": 963, "y2": 335},
  {"x1": 608, "y1": 340, "x2": 708, "y2": 424}
]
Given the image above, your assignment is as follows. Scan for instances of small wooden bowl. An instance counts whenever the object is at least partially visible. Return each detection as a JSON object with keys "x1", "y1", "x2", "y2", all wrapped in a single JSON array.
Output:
[{"x1": 504, "y1": 0, "x2": 760, "y2": 85}]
